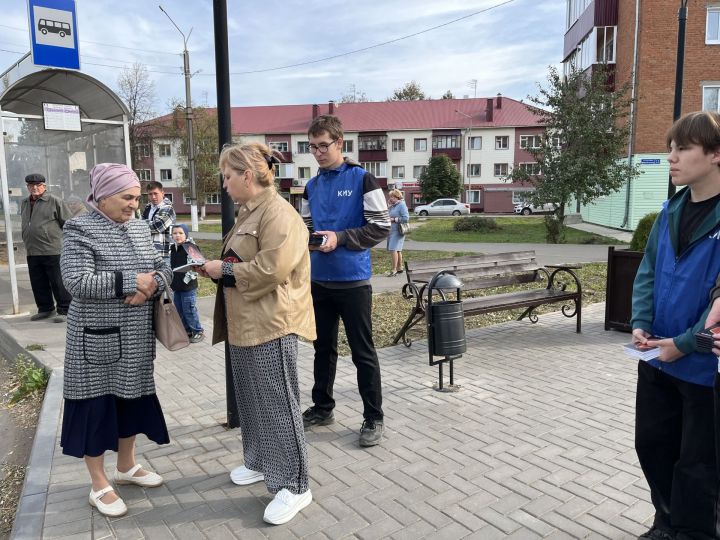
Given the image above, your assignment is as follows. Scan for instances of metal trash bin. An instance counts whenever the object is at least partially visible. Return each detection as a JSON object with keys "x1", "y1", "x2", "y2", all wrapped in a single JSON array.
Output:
[{"x1": 430, "y1": 301, "x2": 466, "y2": 357}]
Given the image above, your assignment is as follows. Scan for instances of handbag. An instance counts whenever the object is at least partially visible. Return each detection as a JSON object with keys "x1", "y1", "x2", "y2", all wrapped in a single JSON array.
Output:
[
  {"x1": 153, "y1": 272, "x2": 190, "y2": 351},
  {"x1": 399, "y1": 222, "x2": 410, "y2": 235}
]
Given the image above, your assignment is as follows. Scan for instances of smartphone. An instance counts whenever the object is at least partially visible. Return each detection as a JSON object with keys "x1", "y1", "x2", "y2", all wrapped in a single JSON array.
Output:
[{"x1": 309, "y1": 234, "x2": 327, "y2": 247}]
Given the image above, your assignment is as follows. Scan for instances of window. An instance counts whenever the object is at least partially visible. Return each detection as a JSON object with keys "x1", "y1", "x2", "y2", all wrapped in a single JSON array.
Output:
[
  {"x1": 183, "y1": 193, "x2": 191, "y2": 205},
  {"x1": 467, "y1": 190, "x2": 481, "y2": 204},
  {"x1": 512, "y1": 191, "x2": 533, "y2": 204},
  {"x1": 361, "y1": 162, "x2": 387, "y2": 177},
  {"x1": 392, "y1": 139, "x2": 405, "y2": 152},
  {"x1": 160, "y1": 169, "x2": 172, "y2": 181},
  {"x1": 358, "y1": 135, "x2": 386, "y2": 151},
  {"x1": 432, "y1": 135, "x2": 460, "y2": 149},
  {"x1": 273, "y1": 163, "x2": 293, "y2": 178},
  {"x1": 468, "y1": 137, "x2": 482, "y2": 150},
  {"x1": 158, "y1": 144, "x2": 171, "y2": 157},
  {"x1": 519, "y1": 162, "x2": 542, "y2": 175},
  {"x1": 566, "y1": 0, "x2": 592, "y2": 30},
  {"x1": 205, "y1": 192, "x2": 220, "y2": 205},
  {"x1": 467, "y1": 164, "x2": 481, "y2": 177},
  {"x1": 551, "y1": 136, "x2": 562, "y2": 148},
  {"x1": 164, "y1": 193, "x2": 173, "y2": 202},
  {"x1": 413, "y1": 165, "x2": 427, "y2": 178},
  {"x1": 392, "y1": 166, "x2": 405, "y2": 179},
  {"x1": 298, "y1": 167, "x2": 311, "y2": 179},
  {"x1": 707, "y1": 7, "x2": 720, "y2": 44},
  {"x1": 135, "y1": 144, "x2": 150, "y2": 157},
  {"x1": 342, "y1": 140, "x2": 354, "y2": 152},
  {"x1": 135, "y1": 169, "x2": 151, "y2": 181},
  {"x1": 520, "y1": 135, "x2": 543, "y2": 149},
  {"x1": 182, "y1": 168, "x2": 189, "y2": 181},
  {"x1": 703, "y1": 85, "x2": 720, "y2": 112},
  {"x1": 414, "y1": 138, "x2": 427, "y2": 152},
  {"x1": 297, "y1": 141, "x2": 310, "y2": 154},
  {"x1": 495, "y1": 136, "x2": 509, "y2": 150},
  {"x1": 494, "y1": 163, "x2": 508, "y2": 177},
  {"x1": 596, "y1": 26, "x2": 616, "y2": 63},
  {"x1": 269, "y1": 141, "x2": 288, "y2": 152}
]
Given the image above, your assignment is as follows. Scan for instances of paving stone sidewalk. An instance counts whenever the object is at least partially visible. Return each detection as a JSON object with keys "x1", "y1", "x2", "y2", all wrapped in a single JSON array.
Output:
[{"x1": 10, "y1": 302, "x2": 651, "y2": 539}]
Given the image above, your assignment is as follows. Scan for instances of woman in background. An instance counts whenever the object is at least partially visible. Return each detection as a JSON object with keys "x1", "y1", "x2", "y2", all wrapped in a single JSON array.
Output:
[{"x1": 386, "y1": 189, "x2": 409, "y2": 276}]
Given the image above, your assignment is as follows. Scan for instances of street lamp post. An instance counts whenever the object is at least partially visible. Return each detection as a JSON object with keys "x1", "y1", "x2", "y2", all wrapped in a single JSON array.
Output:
[
  {"x1": 668, "y1": 0, "x2": 689, "y2": 199},
  {"x1": 159, "y1": 5, "x2": 199, "y2": 232},
  {"x1": 455, "y1": 110, "x2": 473, "y2": 204}
]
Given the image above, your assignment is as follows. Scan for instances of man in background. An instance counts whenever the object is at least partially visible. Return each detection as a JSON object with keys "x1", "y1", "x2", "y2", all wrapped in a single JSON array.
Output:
[
  {"x1": 20, "y1": 173, "x2": 72, "y2": 323},
  {"x1": 141, "y1": 181, "x2": 175, "y2": 261}
]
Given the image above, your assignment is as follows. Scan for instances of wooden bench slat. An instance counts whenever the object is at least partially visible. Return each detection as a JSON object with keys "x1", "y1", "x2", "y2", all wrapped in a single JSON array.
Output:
[
  {"x1": 409, "y1": 262, "x2": 541, "y2": 284},
  {"x1": 462, "y1": 288, "x2": 577, "y2": 313},
  {"x1": 405, "y1": 251, "x2": 538, "y2": 272}
]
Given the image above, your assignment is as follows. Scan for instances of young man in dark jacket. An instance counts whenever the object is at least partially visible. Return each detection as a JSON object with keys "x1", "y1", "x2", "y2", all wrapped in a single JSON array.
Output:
[
  {"x1": 300, "y1": 115, "x2": 391, "y2": 447},
  {"x1": 631, "y1": 111, "x2": 720, "y2": 540}
]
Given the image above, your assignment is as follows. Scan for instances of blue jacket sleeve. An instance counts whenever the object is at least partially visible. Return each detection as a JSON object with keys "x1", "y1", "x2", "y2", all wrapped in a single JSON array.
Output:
[{"x1": 630, "y1": 213, "x2": 662, "y2": 334}]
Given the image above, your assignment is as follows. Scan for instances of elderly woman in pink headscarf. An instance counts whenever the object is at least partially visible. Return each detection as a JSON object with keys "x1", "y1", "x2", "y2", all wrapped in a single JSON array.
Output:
[{"x1": 59, "y1": 164, "x2": 172, "y2": 518}]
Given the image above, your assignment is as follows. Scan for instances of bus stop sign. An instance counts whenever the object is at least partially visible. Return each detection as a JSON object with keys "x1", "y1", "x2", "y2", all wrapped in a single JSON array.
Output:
[{"x1": 27, "y1": 0, "x2": 80, "y2": 70}]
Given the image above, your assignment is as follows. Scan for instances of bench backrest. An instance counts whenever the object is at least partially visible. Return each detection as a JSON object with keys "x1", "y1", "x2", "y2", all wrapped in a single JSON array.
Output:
[{"x1": 405, "y1": 251, "x2": 542, "y2": 290}]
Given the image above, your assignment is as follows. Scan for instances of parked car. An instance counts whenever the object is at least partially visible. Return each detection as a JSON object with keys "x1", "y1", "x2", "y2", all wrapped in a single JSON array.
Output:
[
  {"x1": 414, "y1": 198, "x2": 470, "y2": 216},
  {"x1": 514, "y1": 202, "x2": 555, "y2": 215}
]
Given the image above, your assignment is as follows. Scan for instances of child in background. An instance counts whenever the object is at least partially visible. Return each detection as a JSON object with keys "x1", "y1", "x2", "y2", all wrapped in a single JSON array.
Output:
[{"x1": 170, "y1": 224, "x2": 204, "y2": 343}]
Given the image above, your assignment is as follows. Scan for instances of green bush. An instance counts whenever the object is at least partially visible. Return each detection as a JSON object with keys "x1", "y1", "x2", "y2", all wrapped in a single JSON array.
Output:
[
  {"x1": 630, "y1": 212, "x2": 659, "y2": 251},
  {"x1": 453, "y1": 216, "x2": 501, "y2": 232},
  {"x1": 10, "y1": 355, "x2": 49, "y2": 404}
]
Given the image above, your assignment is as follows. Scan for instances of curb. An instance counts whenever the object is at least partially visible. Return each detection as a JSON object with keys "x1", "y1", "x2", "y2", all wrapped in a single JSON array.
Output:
[{"x1": 0, "y1": 320, "x2": 63, "y2": 540}]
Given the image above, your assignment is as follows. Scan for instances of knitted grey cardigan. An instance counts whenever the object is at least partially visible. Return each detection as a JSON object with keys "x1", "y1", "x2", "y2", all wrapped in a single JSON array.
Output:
[{"x1": 60, "y1": 211, "x2": 172, "y2": 400}]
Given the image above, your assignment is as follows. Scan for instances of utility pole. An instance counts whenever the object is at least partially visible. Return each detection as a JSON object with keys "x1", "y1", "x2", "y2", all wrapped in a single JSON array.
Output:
[
  {"x1": 159, "y1": 5, "x2": 199, "y2": 232},
  {"x1": 456, "y1": 109, "x2": 473, "y2": 204},
  {"x1": 668, "y1": 0, "x2": 689, "y2": 199}
]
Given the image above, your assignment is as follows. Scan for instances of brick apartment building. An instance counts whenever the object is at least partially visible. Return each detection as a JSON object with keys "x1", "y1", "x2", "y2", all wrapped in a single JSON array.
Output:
[
  {"x1": 564, "y1": 0, "x2": 720, "y2": 229},
  {"x1": 134, "y1": 97, "x2": 546, "y2": 215}
]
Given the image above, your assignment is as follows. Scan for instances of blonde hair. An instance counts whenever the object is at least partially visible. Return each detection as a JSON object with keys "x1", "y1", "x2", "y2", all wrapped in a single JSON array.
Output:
[
  {"x1": 218, "y1": 142, "x2": 280, "y2": 188},
  {"x1": 388, "y1": 189, "x2": 403, "y2": 200}
]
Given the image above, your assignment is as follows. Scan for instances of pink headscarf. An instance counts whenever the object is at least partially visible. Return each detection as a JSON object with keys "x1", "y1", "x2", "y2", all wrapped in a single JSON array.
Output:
[{"x1": 86, "y1": 164, "x2": 140, "y2": 219}]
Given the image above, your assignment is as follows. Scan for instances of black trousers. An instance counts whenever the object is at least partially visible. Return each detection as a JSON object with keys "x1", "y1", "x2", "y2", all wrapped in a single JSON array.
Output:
[
  {"x1": 27, "y1": 255, "x2": 71, "y2": 315},
  {"x1": 310, "y1": 283, "x2": 383, "y2": 421},
  {"x1": 635, "y1": 361, "x2": 716, "y2": 539}
]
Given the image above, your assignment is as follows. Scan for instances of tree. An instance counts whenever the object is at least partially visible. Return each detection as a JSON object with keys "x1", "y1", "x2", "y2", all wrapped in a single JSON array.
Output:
[
  {"x1": 116, "y1": 62, "x2": 156, "y2": 168},
  {"x1": 441, "y1": 90, "x2": 454, "y2": 99},
  {"x1": 388, "y1": 80, "x2": 427, "y2": 101},
  {"x1": 418, "y1": 155, "x2": 463, "y2": 202},
  {"x1": 166, "y1": 104, "x2": 219, "y2": 218},
  {"x1": 339, "y1": 84, "x2": 369, "y2": 103},
  {"x1": 508, "y1": 64, "x2": 639, "y2": 243}
]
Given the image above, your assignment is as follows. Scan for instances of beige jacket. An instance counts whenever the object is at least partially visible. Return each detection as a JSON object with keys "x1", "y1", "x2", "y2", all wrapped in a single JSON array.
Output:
[{"x1": 212, "y1": 188, "x2": 316, "y2": 347}]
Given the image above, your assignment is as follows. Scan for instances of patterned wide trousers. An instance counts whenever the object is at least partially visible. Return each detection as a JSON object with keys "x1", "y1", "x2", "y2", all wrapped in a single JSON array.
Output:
[{"x1": 228, "y1": 334, "x2": 309, "y2": 494}]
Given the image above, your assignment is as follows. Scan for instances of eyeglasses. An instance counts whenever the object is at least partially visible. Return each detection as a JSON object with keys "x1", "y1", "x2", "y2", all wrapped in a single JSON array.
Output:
[{"x1": 309, "y1": 140, "x2": 337, "y2": 154}]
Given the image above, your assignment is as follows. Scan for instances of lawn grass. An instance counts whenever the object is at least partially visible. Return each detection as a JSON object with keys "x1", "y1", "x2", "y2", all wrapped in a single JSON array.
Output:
[{"x1": 410, "y1": 216, "x2": 625, "y2": 244}]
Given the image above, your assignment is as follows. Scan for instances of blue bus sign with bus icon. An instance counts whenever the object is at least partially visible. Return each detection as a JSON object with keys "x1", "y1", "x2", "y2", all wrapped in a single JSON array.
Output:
[
  {"x1": 27, "y1": 0, "x2": 80, "y2": 69},
  {"x1": 38, "y1": 19, "x2": 72, "y2": 38}
]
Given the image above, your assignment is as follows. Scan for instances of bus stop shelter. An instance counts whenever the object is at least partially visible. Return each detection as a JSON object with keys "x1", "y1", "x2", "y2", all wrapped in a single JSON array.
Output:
[{"x1": 0, "y1": 62, "x2": 131, "y2": 314}]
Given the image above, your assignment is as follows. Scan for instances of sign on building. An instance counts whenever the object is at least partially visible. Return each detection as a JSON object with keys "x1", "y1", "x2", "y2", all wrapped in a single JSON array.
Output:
[
  {"x1": 27, "y1": 0, "x2": 80, "y2": 70},
  {"x1": 640, "y1": 158, "x2": 661, "y2": 165}
]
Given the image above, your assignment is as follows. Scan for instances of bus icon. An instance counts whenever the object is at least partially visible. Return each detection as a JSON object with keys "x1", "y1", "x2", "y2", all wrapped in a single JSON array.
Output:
[{"x1": 38, "y1": 19, "x2": 71, "y2": 38}]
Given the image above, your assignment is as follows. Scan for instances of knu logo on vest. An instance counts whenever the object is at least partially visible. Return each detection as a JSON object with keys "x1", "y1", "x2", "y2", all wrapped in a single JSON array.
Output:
[{"x1": 337, "y1": 190, "x2": 353, "y2": 197}]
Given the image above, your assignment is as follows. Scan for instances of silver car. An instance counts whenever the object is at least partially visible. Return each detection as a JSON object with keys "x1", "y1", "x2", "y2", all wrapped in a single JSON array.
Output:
[{"x1": 414, "y1": 198, "x2": 470, "y2": 216}]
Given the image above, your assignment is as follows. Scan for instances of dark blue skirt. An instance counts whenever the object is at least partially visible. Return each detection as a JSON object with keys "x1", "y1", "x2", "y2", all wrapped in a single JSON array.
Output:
[{"x1": 60, "y1": 394, "x2": 170, "y2": 458}]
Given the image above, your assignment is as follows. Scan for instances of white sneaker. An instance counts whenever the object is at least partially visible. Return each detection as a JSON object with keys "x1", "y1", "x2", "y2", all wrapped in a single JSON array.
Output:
[
  {"x1": 263, "y1": 488, "x2": 312, "y2": 525},
  {"x1": 113, "y1": 464, "x2": 163, "y2": 487},
  {"x1": 89, "y1": 486, "x2": 127, "y2": 517},
  {"x1": 229, "y1": 465, "x2": 264, "y2": 485}
]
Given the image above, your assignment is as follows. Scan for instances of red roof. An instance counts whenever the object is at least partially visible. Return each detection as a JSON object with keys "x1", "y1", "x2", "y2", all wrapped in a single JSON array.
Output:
[{"x1": 142, "y1": 96, "x2": 543, "y2": 136}]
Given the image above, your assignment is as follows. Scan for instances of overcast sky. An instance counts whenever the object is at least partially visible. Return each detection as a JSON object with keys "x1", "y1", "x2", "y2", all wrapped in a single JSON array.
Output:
[{"x1": 1, "y1": 0, "x2": 566, "y2": 115}]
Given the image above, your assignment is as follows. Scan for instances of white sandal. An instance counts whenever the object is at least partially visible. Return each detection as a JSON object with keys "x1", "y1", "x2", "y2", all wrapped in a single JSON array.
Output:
[
  {"x1": 89, "y1": 486, "x2": 127, "y2": 517},
  {"x1": 113, "y1": 463, "x2": 163, "y2": 488}
]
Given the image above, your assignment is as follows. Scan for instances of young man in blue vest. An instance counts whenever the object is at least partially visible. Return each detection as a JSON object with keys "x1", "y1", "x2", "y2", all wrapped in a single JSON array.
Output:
[
  {"x1": 301, "y1": 114, "x2": 390, "y2": 447},
  {"x1": 631, "y1": 111, "x2": 720, "y2": 540}
]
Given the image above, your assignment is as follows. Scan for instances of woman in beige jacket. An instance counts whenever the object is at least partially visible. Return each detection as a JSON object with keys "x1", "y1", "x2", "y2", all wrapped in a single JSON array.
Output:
[{"x1": 199, "y1": 143, "x2": 315, "y2": 526}]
